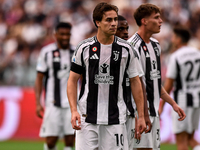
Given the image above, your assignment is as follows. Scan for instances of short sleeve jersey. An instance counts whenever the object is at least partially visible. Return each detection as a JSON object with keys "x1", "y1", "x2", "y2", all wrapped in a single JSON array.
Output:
[
  {"x1": 36, "y1": 43, "x2": 75, "y2": 108},
  {"x1": 128, "y1": 33, "x2": 162, "y2": 117},
  {"x1": 71, "y1": 36, "x2": 141, "y2": 125},
  {"x1": 166, "y1": 46, "x2": 200, "y2": 108}
]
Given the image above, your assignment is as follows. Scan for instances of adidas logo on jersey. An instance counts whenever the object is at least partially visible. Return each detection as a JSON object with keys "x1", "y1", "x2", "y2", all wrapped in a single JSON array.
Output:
[
  {"x1": 90, "y1": 54, "x2": 99, "y2": 59},
  {"x1": 146, "y1": 53, "x2": 150, "y2": 58}
]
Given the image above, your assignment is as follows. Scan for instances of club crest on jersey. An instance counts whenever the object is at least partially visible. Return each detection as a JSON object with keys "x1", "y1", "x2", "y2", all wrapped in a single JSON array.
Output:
[
  {"x1": 113, "y1": 51, "x2": 120, "y2": 61},
  {"x1": 143, "y1": 46, "x2": 147, "y2": 51},
  {"x1": 154, "y1": 47, "x2": 160, "y2": 56},
  {"x1": 92, "y1": 46, "x2": 97, "y2": 52}
]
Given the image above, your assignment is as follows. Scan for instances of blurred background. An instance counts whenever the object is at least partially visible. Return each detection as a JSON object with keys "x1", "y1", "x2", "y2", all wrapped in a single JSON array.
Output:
[{"x1": 0, "y1": 0, "x2": 200, "y2": 149}]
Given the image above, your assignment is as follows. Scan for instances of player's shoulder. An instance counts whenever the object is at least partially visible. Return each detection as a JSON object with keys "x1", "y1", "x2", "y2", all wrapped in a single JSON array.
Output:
[
  {"x1": 175, "y1": 46, "x2": 200, "y2": 56},
  {"x1": 150, "y1": 37, "x2": 160, "y2": 45},
  {"x1": 115, "y1": 36, "x2": 131, "y2": 47},
  {"x1": 76, "y1": 36, "x2": 96, "y2": 50},
  {"x1": 40, "y1": 43, "x2": 57, "y2": 54},
  {"x1": 70, "y1": 45, "x2": 76, "y2": 51},
  {"x1": 128, "y1": 33, "x2": 142, "y2": 48}
]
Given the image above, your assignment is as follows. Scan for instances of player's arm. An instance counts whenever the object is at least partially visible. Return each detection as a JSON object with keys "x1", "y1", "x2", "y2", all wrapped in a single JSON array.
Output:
[
  {"x1": 160, "y1": 85, "x2": 186, "y2": 121},
  {"x1": 34, "y1": 72, "x2": 45, "y2": 118},
  {"x1": 140, "y1": 77, "x2": 152, "y2": 133},
  {"x1": 67, "y1": 71, "x2": 81, "y2": 130},
  {"x1": 159, "y1": 78, "x2": 174, "y2": 115},
  {"x1": 130, "y1": 75, "x2": 146, "y2": 138}
]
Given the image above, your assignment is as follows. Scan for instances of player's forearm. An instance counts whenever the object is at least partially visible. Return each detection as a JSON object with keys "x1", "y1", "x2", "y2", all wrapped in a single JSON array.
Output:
[
  {"x1": 67, "y1": 73, "x2": 79, "y2": 113},
  {"x1": 160, "y1": 86, "x2": 176, "y2": 106},
  {"x1": 34, "y1": 73, "x2": 44, "y2": 105},
  {"x1": 130, "y1": 76, "x2": 144, "y2": 118},
  {"x1": 140, "y1": 77, "x2": 148, "y2": 116}
]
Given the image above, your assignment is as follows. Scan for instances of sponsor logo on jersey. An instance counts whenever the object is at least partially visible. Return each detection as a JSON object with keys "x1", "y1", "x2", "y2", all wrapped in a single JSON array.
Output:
[
  {"x1": 150, "y1": 60, "x2": 161, "y2": 80},
  {"x1": 90, "y1": 54, "x2": 99, "y2": 59},
  {"x1": 99, "y1": 63, "x2": 109, "y2": 74},
  {"x1": 94, "y1": 63, "x2": 114, "y2": 84}
]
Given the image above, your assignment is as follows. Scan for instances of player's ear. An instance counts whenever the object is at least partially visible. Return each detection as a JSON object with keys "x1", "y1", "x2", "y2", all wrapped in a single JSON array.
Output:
[
  {"x1": 141, "y1": 18, "x2": 147, "y2": 26},
  {"x1": 96, "y1": 20, "x2": 100, "y2": 28}
]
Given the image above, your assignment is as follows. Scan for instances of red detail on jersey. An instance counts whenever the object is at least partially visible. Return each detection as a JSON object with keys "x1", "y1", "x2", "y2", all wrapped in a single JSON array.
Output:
[
  {"x1": 92, "y1": 47, "x2": 97, "y2": 52},
  {"x1": 54, "y1": 51, "x2": 59, "y2": 57},
  {"x1": 143, "y1": 46, "x2": 147, "y2": 51}
]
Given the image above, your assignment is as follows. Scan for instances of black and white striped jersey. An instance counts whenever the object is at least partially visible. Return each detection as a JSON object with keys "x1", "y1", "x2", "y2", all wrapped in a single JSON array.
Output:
[
  {"x1": 166, "y1": 46, "x2": 200, "y2": 108},
  {"x1": 36, "y1": 43, "x2": 75, "y2": 108},
  {"x1": 128, "y1": 33, "x2": 161, "y2": 117},
  {"x1": 71, "y1": 35, "x2": 141, "y2": 125}
]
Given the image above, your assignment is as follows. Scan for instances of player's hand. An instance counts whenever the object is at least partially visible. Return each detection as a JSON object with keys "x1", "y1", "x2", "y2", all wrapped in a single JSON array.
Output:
[
  {"x1": 172, "y1": 103, "x2": 186, "y2": 121},
  {"x1": 144, "y1": 115, "x2": 152, "y2": 133},
  {"x1": 36, "y1": 104, "x2": 44, "y2": 118},
  {"x1": 134, "y1": 117, "x2": 141, "y2": 140},
  {"x1": 158, "y1": 100, "x2": 165, "y2": 116},
  {"x1": 136, "y1": 116, "x2": 146, "y2": 139},
  {"x1": 71, "y1": 111, "x2": 81, "y2": 130}
]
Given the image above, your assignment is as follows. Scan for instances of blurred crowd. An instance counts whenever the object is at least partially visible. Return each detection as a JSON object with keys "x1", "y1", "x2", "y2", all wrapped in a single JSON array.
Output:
[{"x1": 1, "y1": 0, "x2": 200, "y2": 86}]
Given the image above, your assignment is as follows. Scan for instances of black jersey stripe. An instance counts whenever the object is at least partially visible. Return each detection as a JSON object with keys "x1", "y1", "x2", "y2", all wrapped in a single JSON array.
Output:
[
  {"x1": 52, "y1": 49, "x2": 61, "y2": 107},
  {"x1": 85, "y1": 41, "x2": 101, "y2": 124},
  {"x1": 151, "y1": 41, "x2": 161, "y2": 97},
  {"x1": 122, "y1": 47, "x2": 135, "y2": 117},
  {"x1": 174, "y1": 60, "x2": 182, "y2": 104},
  {"x1": 141, "y1": 41, "x2": 156, "y2": 116},
  {"x1": 108, "y1": 42, "x2": 122, "y2": 124},
  {"x1": 44, "y1": 52, "x2": 48, "y2": 102}
]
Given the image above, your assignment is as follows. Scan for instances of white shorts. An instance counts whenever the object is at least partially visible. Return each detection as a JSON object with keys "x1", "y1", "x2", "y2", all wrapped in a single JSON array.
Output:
[
  {"x1": 172, "y1": 107, "x2": 200, "y2": 134},
  {"x1": 126, "y1": 115, "x2": 160, "y2": 150},
  {"x1": 39, "y1": 105, "x2": 74, "y2": 137},
  {"x1": 75, "y1": 117, "x2": 128, "y2": 150}
]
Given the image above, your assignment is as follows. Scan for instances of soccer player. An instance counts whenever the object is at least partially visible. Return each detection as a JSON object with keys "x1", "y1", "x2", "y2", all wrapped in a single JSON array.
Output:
[
  {"x1": 128, "y1": 4, "x2": 186, "y2": 150},
  {"x1": 115, "y1": 15, "x2": 129, "y2": 40},
  {"x1": 67, "y1": 2, "x2": 146, "y2": 150},
  {"x1": 35, "y1": 22, "x2": 75, "y2": 150},
  {"x1": 116, "y1": 15, "x2": 152, "y2": 150},
  {"x1": 159, "y1": 26, "x2": 200, "y2": 150}
]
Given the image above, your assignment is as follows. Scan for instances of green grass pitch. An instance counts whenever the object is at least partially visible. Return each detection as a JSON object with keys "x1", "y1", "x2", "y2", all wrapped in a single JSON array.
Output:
[{"x1": 0, "y1": 140, "x2": 176, "y2": 150}]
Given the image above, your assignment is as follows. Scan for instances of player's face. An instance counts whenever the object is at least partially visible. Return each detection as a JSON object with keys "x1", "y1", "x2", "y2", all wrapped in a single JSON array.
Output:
[
  {"x1": 55, "y1": 28, "x2": 71, "y2": 49},
  {"x1": 144, "y1": 12, "x2": 162, "y2": 34},
  {"x1": 171, "y1": 33, "x2": 181, "y2": 48},
  {"x1": 97, "y1": 10, "x2": 118, "y2": 35},
  {"x1": 115, "y1": 20, "x2": 129, "y2": 40}
]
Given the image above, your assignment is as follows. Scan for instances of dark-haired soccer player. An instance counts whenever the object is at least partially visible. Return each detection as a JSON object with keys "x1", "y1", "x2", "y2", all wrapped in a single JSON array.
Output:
[
  {"x1": 116, "y1": 15, "x2": 152, "y2": 150},
  {"x1": 115, "y1": 15, "x2": 129, "y2": 40},
  {"x1": 159, "y1": 26, "x2": 200, "y2": 150},
  {"x1": 128, "y1": 3, "x2": 186, "y2": 150},
  {"x1": 67, "y1": 2, "x2": 146, "y2": 149},
  {"x1": 35, "y1": 22, "x2": 75, "y2": 150}
]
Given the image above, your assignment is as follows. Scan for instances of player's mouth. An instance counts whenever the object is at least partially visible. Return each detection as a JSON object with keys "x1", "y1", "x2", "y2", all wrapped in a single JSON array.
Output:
[
  {"x1": 123, "y1": 36, "x2": 128, "y2": 40},
  {"x1": 110, "y1": 28, "x2": 116, "y2": 31}
]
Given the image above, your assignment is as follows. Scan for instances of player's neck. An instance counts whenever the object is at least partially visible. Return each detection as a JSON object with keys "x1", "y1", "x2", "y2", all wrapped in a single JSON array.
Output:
[
  {"x1": 57, "y1": 44, "x2": 69, "y2": 50},
  {"x1": 177, "y1": 43, "x2": 187, "y2": 49},
  {"x1": 137, "y1": 28, "x2": 153, "y2": 43},
  {"x1": 96, "y1": 31, "x2": 114, "y2": 45}
]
